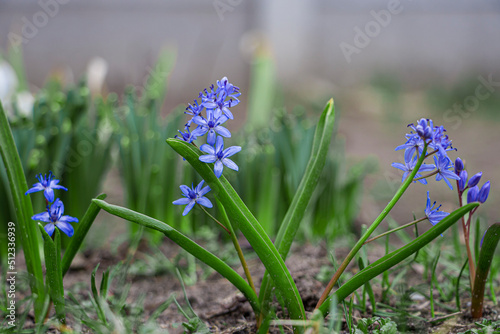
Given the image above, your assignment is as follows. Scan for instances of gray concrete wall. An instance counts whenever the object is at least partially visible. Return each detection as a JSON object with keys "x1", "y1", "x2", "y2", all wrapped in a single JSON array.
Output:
[{"x1": 1, "y1": 0, "x2": 499, "y2": 101}]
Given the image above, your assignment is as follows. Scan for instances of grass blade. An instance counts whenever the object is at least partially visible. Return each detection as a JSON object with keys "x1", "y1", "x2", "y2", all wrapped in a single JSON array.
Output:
[
  {"x1": 318, "y1": 203, "x2": 478, "y2": 316},
  {"x1": 92, "y1": 198, "x2": 260, "y2": 315},
  {"x1": 259, "y1": 99, "x2": 335, "y2": 315},
  {"x1": 471, "y1": 222, "x2": 500, "y2": 318},
  {"x1": 0, "y1": 101, "x2": 45, "y2": 321},
  {"x1": 61, "y1": 193, "x2": 107, "y2": 276},
  {"x1": 39, "y1": 226, "x2": 65, "y2": 324}
]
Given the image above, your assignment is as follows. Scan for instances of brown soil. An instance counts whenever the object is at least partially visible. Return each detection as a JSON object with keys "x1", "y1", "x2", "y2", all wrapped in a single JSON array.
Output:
[{"x1": 12, "y1": 239, "x2": 500, "y2": 333}]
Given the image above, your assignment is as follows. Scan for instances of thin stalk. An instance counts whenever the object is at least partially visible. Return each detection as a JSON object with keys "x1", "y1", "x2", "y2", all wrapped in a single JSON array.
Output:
[
  {"x1": 414, "y1": 170, "x2": 439, "y2": 181},
  {"x1": 199, "y1": 205, "x2": 231, "y2": 235},
  {"x1": 363, "y1": 217, "x2": 427, "y2": 245},
  {"x1": 457, "y1": 184, "x2": 475, "y2": 288},
  {"x1": 315, "y1": 142, "x2": 429, "y2": 309},
  {"x1": 214, "y1": 201, "x2": 257, "y2": 295}
]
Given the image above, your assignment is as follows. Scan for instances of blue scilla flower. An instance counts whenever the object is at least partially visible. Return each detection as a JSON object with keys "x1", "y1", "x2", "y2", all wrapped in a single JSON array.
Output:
[
  {"x1": 425, "y1": 191, "x2": 450, "y2": 226},
  {"x1": 192, "y1": 110, "x2": 231, "y2": 146},
  {"x1": 454, "y1": 157, "x2": 464, "y2": 174},
  {"x1": 391, "y1": 152, "x2": 435, "y2": 185},
  {"x1": 25, "y1": 171, "x2": 67, "y2": 203},
  {"x1": 173, "y1": 180, "x2": 212, "y2": 216},
  {"x1": 175, "y1": 125, "x2": 198, "y2": 144},
  {"x1": 185, "y1": 100, "x2": 204, "y2": 119},
  {"x1": 467, "y1": 185, "x2": 480, "y2": 204},
  {"x1": 433, "y1": 155, "x2": 460, "y2": 190},
  {"x1": 199, "y1": 136, "x2": 241, "y2": 178},
  {"x1": 32, "y1": 198, "x2": 78, "y2": 237},
  {"x1": 395, "y1": 133, "x2": 425, "y2": 158},
  {"x1": 400, "y1": 118, "x2": 454, "y2": 160},
  {"x1": 216, "y1": 76, "x2": 241, "y2": 105}
]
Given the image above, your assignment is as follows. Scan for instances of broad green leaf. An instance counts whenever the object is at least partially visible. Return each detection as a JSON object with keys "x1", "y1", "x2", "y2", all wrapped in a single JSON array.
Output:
[
  {"x1": 61, "y1": 194, "x2": 107, "y2": 276},
  {"x1": 0, "y1": 101, "x2": 45, "y2": 321},
  {"x1": 471, "y1": 222, "x2": 500, "y2": 318},
  {"x1": 39, "y1": 225, "x2": 65, "y2": 323},
  {"x1": 166, "y1": 138, "x2": 306, "y2": 323},
  {"x1": 259, "y1": 99, "x2": 335, "y2": 312},
  {"x1": 318, "y1": 203, "x2": 478, "y2": 315},
  {"x1": 92, "y1": 199, "x2": 260, "y2": 315}
]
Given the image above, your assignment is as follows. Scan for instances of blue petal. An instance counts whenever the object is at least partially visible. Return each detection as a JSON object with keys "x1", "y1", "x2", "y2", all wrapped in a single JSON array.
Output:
[
  {"x1": 197, "y1": 197, "x2": 213, "y2": 208},
  {"x1": 25, "y1": 183, "x2": 44, "y2": 195},
  {"x1": 215, "y1": 136, "x2": 224, "y2": 153},
  {"x1": 59, "y1": 215, "x2": 79, "y2": 223},
  {"x1": 44, "y1": 223, "x2": 55, "y2": 237},
  {"x1": 222, "y1": 158, "x2": 238, "y2": 171},
  {"x1": 199, "y1": 155, "x2": 217, "y2": 163},
  {"x1": 32, "y1": 212, "x2": 51, "y2": 223},
  {"x1": 215, "y1": 126, "x2": 231, "y2": 138},
  {"x1": 44, "y1": 188, "x2": 55, "y2": 203},
  {"x1": 173, "y1": 198, "x2": 191, "y2": 205},
  {"x1": 223, "y1": 146, "x2": 241, "y2": 158},
  {"x1": 183, "y1": 201, "x2": 196, "y2": 216},
  {"x1": 214, "y1": 160, "x2": 223, "y2": 178},
  {"x1": 180, "y1": 185, "x2": 191, "y2": 197},
  {"x1": 199, "y1": 185, "x2": 211, "y2": 197},
  {"x1": 200, "y1": 144, "x2": 215, "y2": 155},
  {"x1": 56, "y1": 221, "x2": 74, "y2": 237}
]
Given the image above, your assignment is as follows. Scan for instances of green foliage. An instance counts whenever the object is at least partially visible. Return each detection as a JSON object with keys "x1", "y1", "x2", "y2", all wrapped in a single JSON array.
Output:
[
  {"x1": 354, "y1": 317, "x2": 398, "y2": 334},
  {"x1": 458, "y1": 319, "x2": 500, "y2": 334}
]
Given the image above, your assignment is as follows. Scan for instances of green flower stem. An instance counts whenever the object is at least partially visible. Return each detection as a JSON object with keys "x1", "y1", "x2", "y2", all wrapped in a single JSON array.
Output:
[
  {"x1": 363, "y1": 217, "x2": 427, "y2": 245},
  {"x1": 315, "y1": 142, "x2": 429, "y2": 309},
  {"x1": 215, "y1": 200, "x2": 257, "y2": 295},
  {"x1": 199, "y1": 205, "x2": 231, "y2": 235}
]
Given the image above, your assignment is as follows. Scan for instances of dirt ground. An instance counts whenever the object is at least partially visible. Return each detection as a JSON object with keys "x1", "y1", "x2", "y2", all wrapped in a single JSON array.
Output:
[{"x1": 14, "y1": 238, "x2": 499, "y2": 334}]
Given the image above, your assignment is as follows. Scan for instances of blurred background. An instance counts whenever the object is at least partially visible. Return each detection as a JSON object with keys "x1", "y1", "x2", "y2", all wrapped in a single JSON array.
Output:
[{"x1": 1, "y1": 0, "x2": 500, "y2": 248}]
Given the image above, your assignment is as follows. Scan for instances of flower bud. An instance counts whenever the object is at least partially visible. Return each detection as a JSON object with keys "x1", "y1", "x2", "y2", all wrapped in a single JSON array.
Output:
[
  {"x1": 454, "y1": 157, "x2": 464, "y2": 175},
  {"x1": 468, "y1": 172, "x2": 482, "y2": 188},
  {"x1": 478, "y1": 181, "x2": 490, "y2": 203},
  {"x1": 467, "y1": 186, "x2": 479, "y2": 204},
  {"x1": 458, "y1": 170, "x2": 468, "y2": 192}
]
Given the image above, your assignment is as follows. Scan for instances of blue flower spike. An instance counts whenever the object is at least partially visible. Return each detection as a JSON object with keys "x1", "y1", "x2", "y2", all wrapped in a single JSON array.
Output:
[
  {"x1": 25, "y1": 171, "x2": 68, "y2": 203},
  {"x1": 199, "y1": 136, "x2": 241, "y2": 178},
  {"x1": 32, "y1": 198, "x2": 78, "y2": 237},
  {"x1": 172, "y1": 180, "x2": 213, "y2": 216},
  {"x1": 425, "y1": 191, "x2": 450, "y2": 226}
]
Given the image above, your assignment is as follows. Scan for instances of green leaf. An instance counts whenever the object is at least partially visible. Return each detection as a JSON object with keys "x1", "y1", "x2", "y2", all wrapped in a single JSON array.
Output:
[
  {"x1": 39, "y1": 225, "x2": 65, "y2": 324},
  {"x1": 471, "y1": 222, "x2": 500, "y2": 318},
  {"x1": 166, "y1": 138, "x2": 306, "y2": 322},
  {"x1": 318, "y1": 203, "x2": 478, "y2": 315},
  {"x1": 259, "y1": 99, "x2": 335, "y2": 312},
  {"x1": 0, "y1": 101, "x2": 45, "y2": 321},
  {"x1": 61, "y1": 194, "x2": 106, "y2": 276},
  {"x1": 92, "y1": 199, "x2": 260, "y2": 315}
]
